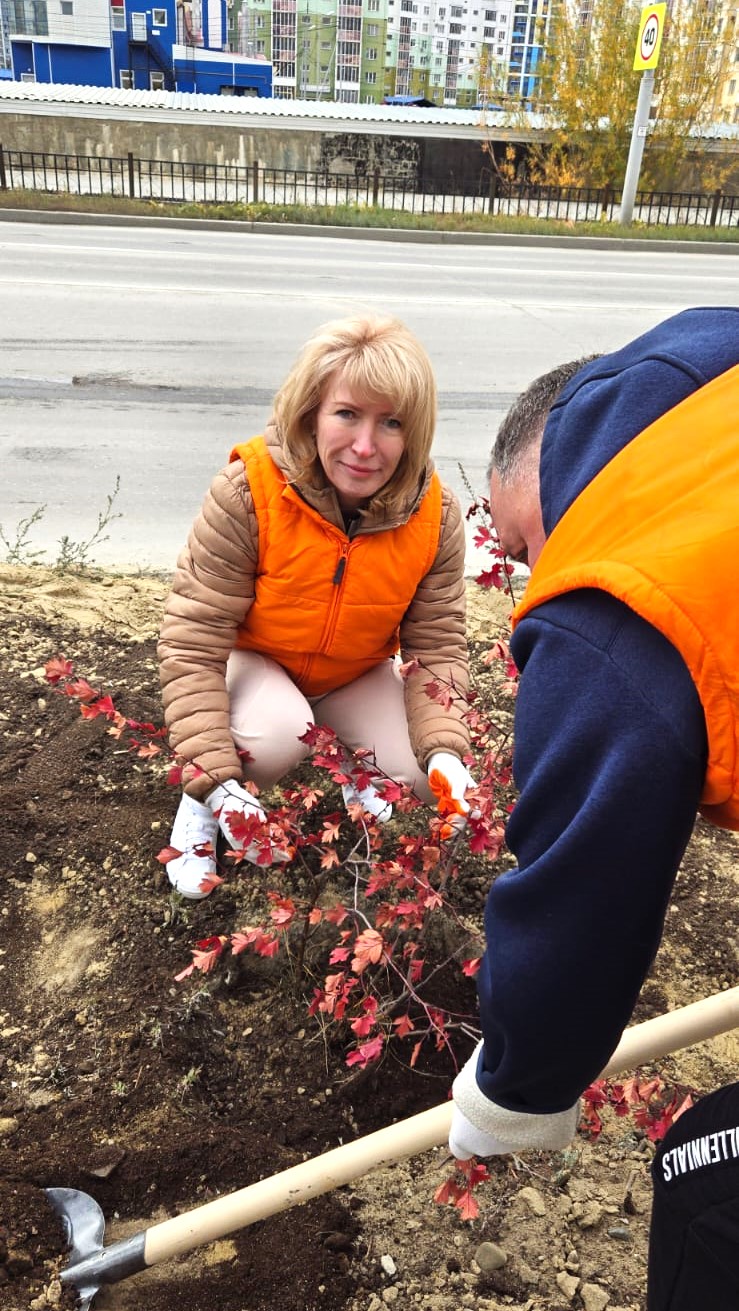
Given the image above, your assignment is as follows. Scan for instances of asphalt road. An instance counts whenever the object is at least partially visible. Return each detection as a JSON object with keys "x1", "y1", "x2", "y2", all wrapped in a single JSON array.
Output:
[{"x1": 1, "y1": 220, "x2": 737, "y2": 572}]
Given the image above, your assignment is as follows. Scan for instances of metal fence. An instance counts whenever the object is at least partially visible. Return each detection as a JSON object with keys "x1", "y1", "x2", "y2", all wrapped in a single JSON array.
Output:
[{"x1": 1, "y1": 144, "x2": 738, "y2": 228}]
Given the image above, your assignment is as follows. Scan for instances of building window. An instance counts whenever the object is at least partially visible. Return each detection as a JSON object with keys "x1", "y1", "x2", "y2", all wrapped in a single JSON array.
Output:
[
  {"x1": 152, "y1": 6, "x2": 166, "y2": 22},
  {"x1": 60, "y1": 1, "x2": 73, "y2": 14},
  {"x1": 449, "y1": 21, "x2": 461, "y2": 32},
  {"x1": 150, "y1": 70, "x2": 165, "y2": 88},
  {"x1": 120, "y1": 68, "x2": 132, "y2": 86},
  {"x1": 365, "y1": 69, "x2": 376, "y2": 81},
  {"x1": 366, "y1": 45, "x2": 377, "y2": 57},
  {"x1": 366, "y1": 21, "x2": 378, "y2": 33},
  {"x1": 111, "y1": 8, "x2": 125, "y2": 27}
]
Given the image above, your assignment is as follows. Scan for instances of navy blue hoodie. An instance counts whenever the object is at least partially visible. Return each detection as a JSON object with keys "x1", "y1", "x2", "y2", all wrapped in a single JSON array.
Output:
[{"x1": 476, "y1": 307, "x2": 739, "y2": 1115}]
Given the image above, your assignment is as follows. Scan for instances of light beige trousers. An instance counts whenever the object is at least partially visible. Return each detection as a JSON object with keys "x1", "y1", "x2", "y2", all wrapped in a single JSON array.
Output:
[{"x1": 225, "y1": 650, "x2": 433, "y2": 803}]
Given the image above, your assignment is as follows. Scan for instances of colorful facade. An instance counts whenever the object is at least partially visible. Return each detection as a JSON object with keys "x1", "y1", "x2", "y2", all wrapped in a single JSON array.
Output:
[{"x1": 5, "y1": 0, "x2": 273, "y2": 90}]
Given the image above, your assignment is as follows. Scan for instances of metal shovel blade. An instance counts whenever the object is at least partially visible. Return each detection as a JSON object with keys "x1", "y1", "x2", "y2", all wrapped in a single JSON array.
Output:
[
  {"x1": 46, "y1": 1185, "x2": 147, "y2": 1309},
  {"x1": 46, "y1": 1187, "x2": 105, "y2": 1310}
]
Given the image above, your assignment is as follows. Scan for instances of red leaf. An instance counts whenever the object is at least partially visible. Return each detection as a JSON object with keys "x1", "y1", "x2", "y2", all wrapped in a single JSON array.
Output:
[
  {"x1": 455, "y1": 1189, "x2": 480, "y2": 1222},
  {"x1": 461, "y1": 957, "x2": 481, "y2": 977},
  {"x1": 156, "y1": 846, "x2": 182, "y2": 864},
  {"x1": 63, "y1": 678, "x2": 98, "y2": 702},
  {"x1": 351, "y1": 928, "x2": 385, "y2": 974},
  {"x1": 44, "y1": 656, "x2": 74, "y2": 685},
  {"x1": 345, "y1": 1034, "x2": 384, "y2": 1068},
  {"x1": 433, "y1": 1178, "x2": 462, "y2": 1206},
  {"x1": 393, "y1": 1013, "x2": 415, "y2": 1038}
]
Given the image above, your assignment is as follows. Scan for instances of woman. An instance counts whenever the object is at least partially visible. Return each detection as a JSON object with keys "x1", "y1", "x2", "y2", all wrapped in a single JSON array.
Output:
[{"x1": 159, "y1": 314, "x2": 474, "y2": 898}]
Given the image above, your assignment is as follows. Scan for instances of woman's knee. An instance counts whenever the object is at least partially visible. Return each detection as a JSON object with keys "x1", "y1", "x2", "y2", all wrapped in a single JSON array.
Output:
[{"x1": 226, "y1": 650, "x2": 314, "y2": 788}]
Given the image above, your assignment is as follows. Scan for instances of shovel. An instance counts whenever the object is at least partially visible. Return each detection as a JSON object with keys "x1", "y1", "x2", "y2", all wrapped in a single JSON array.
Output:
[{"x1": 47, "y1": 984, "x2": 739, "y2": 1308}]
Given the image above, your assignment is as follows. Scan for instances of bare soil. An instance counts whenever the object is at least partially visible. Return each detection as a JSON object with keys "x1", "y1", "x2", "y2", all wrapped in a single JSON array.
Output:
[{"x1": 1, "y1": 563, "x2": 737, "y2": 1311}]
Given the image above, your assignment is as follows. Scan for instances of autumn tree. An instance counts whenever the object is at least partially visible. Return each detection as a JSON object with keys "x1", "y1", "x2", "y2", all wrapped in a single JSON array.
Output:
[{"x1": 527, "y1": 0, "x2": 732, "y2": 191}]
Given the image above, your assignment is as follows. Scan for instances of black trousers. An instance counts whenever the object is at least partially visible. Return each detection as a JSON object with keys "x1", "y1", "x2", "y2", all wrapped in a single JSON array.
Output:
[{"x1": 648, "y1": 1082, "x2": 739, "y2": 1310}]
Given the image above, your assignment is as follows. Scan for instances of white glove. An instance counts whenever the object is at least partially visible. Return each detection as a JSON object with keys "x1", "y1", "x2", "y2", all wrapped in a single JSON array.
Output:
[
  {"x1": 449, "y1": 1107, "x2": 511, "y2": 1159},
  {"x1": 206, "y1": 781, "x2": 290, "y2": 866},
  {"x1": 427, "y1": 751, "x2": 477, "y2": 830},
  {"x1": 450, "y1": 1040, "x2": 581, "y2": 1158}
]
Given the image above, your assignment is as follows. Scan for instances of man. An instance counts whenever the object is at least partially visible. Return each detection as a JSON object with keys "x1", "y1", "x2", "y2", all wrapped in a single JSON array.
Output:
[{"x1": 448, "y1": 306, "x2": 739, "y2": 1308}]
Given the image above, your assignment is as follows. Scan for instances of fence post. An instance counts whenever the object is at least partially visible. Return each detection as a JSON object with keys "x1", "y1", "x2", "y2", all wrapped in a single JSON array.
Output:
[
  {"x1": 372, "y1": 166, "x2": 380, "y2": 207},
  {"x1": 487, "y1": 170, "x2": 498, "y2": 214},
  {"x1": 600, "y1": 184, "x2": 612, "y2": 221},
  {"x1": 127, "y1": 151, "x2": 135, "y2": 199},
  {"x1": 709, "y1": 188, "x2": 722, "y2": 227},
  {"x1": 0, "y1": 145, "x2": 6, "y2": 191},
  {"x1": 252, "y1": 159, "x2": 259, "y2": 204}
]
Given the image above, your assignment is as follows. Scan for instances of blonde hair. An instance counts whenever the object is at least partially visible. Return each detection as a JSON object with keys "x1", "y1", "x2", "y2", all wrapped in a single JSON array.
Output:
[{"x1": 273, "y1": 315, "x2": 437, "y2": 510}]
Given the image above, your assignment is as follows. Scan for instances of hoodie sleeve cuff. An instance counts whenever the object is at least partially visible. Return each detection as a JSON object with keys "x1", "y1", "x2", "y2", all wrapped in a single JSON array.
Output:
[{"x1": 452, "y1": 1041, "x2": 581, "y2": 1152}]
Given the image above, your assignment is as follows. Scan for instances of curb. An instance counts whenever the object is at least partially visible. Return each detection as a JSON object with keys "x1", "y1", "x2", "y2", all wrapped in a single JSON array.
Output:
[{"x1": 0, "y1": 205, "x2": 738, "y2": 252}]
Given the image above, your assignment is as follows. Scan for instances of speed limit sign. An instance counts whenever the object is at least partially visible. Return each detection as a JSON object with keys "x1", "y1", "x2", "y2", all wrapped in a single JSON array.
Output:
[{"x1": 634, "y1": 2, "x2": 666, "y2": 71}]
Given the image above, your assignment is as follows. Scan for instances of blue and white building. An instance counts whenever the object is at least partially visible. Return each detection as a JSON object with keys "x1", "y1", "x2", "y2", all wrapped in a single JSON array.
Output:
[{"x1": 3, "y1": 0, "x2": 273, "y2": 92}]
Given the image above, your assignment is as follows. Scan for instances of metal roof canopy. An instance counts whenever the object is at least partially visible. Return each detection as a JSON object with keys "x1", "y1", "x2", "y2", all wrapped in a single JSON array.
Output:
[{"x1": 0, "y1": 81, "x2": 736, "y2": 145}]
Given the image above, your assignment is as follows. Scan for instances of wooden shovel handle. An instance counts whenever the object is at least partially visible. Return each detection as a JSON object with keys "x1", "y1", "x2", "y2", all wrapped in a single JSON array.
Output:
[{"x1": 144, "y1": 985, "x2": 739, "y2": 1266}]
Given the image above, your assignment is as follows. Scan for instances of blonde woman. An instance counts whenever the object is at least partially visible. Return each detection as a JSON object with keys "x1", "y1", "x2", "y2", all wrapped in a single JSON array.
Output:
[{"x1": 159, "y1": 314, "x2": 474, "y2": 898}]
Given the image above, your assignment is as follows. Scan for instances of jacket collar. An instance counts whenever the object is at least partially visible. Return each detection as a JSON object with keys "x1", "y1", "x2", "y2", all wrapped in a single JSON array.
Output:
[{"x1": 263, "y1": 420, "x2": 434, "y2": 534}]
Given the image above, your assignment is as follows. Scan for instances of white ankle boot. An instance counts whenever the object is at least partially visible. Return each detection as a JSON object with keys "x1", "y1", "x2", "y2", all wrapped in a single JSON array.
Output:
[{"x1": 166, "y1": 793, "x2": 220, "y2": 899}]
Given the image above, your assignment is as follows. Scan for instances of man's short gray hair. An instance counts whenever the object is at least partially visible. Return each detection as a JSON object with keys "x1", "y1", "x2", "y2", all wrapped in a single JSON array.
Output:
[{"x1": 489, "y1": 356, "x2": 600, "y2": 482}]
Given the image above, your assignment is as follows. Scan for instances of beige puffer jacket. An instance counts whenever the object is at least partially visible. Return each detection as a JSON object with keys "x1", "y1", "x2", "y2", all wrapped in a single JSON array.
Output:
[{"x1": 158, "y1": 426, "x2": 470, "y2": 798}]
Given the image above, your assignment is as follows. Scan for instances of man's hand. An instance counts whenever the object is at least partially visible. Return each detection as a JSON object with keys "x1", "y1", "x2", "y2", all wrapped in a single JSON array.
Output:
[
  {"x1": 427, "y1": 751, "x2": 477, "y2": 833},
  {"x1": 451, "y1": 1040, "x2": 581, "y2": 1156},
  {"x1": 449, "y1": 1107, "x2": 511, "y2": 1160}
]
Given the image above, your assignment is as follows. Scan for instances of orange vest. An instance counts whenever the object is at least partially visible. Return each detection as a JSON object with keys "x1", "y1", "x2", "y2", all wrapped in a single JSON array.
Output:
[
  {"x1": 512, "y1": 364, "x2": 739, "y2": 831},
  {"x1": 230, "y1": 436, "x2": 443, "y2": 697}
]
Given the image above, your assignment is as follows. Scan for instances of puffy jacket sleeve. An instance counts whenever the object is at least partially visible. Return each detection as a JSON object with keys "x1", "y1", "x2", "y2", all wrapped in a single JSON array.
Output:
[
  {"x1": 158, "y1": 460, "x2": 259, "y2": 799},
  {"x1": 400, "y1": 484, "x2": 471, "y2": 767}
]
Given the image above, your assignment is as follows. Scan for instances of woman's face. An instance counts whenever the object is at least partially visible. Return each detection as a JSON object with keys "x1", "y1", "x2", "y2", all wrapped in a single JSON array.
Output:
[{"x1": 314, "y1": 370, "x2": 406, "y2": 512}]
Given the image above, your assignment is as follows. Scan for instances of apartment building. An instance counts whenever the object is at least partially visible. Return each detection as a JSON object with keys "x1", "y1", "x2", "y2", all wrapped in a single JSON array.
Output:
[
  {"x1": 231, "y1": 0, "x2": 551, "y2": 105},
  {"x1": 716, "y1": 1, "x2": 739, "y2": 123},
  {"x1": 234, "y1": 0, "x2": 388, "y2": 100}
]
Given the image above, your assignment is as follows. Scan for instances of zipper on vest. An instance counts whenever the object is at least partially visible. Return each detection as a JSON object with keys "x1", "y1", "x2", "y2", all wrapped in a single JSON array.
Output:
[
  {"x1": 333, "y1": 543, "x2": 349, "y2": 586},
  {"x1": 319, "y1": 541, "x2": 350, "y2": 656}
]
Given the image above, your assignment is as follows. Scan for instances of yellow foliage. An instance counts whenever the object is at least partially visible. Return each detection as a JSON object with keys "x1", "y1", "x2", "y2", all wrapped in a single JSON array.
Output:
[{"x1": 522, "y1": 0, "x2": 731, "y2": 191}]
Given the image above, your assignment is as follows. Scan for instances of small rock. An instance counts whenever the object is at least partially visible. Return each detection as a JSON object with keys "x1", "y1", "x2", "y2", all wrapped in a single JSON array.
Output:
[
  {"x1": 380, "y1": 1254, "x2": 397, "y2": 1278},
  {"x1": 518, "y1": 1185, "x2": 547, "y2": 1217},
  {"x1": 517, "y1": 1261, "x2": 539, "y2": 1285},
  {"x1": 607, "y1": 1226, "x2": 632, "y2": 1242},
  {"x1": 25, "y1": 852, "x2": 37, "y2": 864},
  {"x1": 473, "y1": 1241, "x2": 507, "y2": 1273},
  {"x1": 575, "y1": 1199, "x2": 604, "y2": 1229},
  {"x1": 382, "y1": 1288, "x2": 400, "y2": 1305},
  {"x1": 581, "y1": 1284, "x2": 610, "y2": 1311},
  {"x1": 0, "y1": 1118, "x2": 18, "y2": 1138},
  {"x1": 556, "y1": 1271, "x2": 580, "y2": 1301}
]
